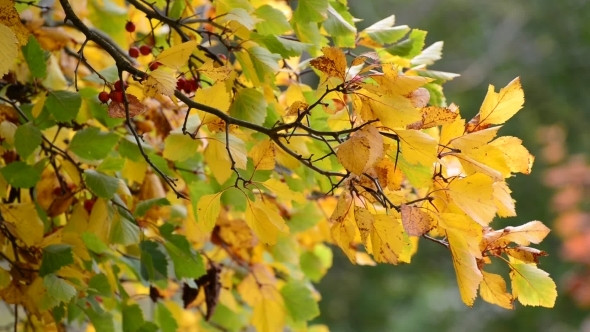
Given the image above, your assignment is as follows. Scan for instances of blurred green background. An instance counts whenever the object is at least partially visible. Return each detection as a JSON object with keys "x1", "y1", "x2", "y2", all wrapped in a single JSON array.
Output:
[{"x1": 315, "y1": 1, "x2": 590, "y2": 331}]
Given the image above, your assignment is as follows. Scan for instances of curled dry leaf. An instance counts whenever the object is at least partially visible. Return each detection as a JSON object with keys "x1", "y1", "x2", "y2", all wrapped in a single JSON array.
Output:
[{"x1": 107, "y1": 94, "x2": 148, "y2": 118}]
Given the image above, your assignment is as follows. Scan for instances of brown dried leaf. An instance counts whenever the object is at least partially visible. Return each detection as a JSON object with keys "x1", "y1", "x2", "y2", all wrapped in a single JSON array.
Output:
[{"x1": 107, "y1": 94, "x2": 148, "y2": 118}]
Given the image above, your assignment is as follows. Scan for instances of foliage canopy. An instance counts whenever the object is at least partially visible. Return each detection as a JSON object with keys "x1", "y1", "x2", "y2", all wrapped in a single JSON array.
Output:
[{"x1": 0, "y1": 0, "x2": 555, "y2": 330}]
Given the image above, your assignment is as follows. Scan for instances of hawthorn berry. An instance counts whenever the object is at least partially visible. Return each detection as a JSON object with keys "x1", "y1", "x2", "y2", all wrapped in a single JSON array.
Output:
[
  {"x1": 129, "y1": 46, "x2": 140, "y2": 58},
  {"x1": 149, "y1": 61, "x2": 162, "y2": 71},
  {"x1": 114, "y1": 80, "x2": 127, "y2": 91},
  {"x1": 98, "y1": 91, "x2": 110, "y2": 103},
  {"x1": 110, "y1": 90, "x2": 123, "y2": 103},
  {"x1": 125, "y1": 21, "x2": 136, "y2": 33},
  {"x1": 217, "y1": 53, "x2": 227, "y2": 62},
  {"x1": 140, "y1": 45, "x2": 152, "y2": 56},
  {"x1": 83, "y1": 199, "x2": 95, "y2": 213},
  {"x1": 176, "y1": 77, "x2": 186, "y2": 90}
]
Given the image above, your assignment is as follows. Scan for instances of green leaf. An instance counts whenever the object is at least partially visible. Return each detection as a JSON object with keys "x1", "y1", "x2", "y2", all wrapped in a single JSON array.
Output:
[
  {"x1": 362, "y1": 15, "x2": 409, "y2": 45},
  {"x1": 248, "y1": 46, "x2": 281, "y2": 83},
  {"x1": 83, "y1": 65, "x2": 119, "y2": 84},
  {"x1": 109, "y1": 214, "x2": 140, "y2": 246},
  {"x1": 510, "y1": 263, "x2": 557, "y2": 307},
  {"x1": 45, "y1": 90, "x2": 82, "y2": 122},
  {"x1": 123, "y1": 303, "x2": 145, "y2": 332},
  {"x1": 293, "y1": 0, "x2": 328, "y2": 23},
  {"x1": 134, "y1": 198, "x2": 171, "y2": 217},
  {"x1": 163, "y1": 134, "x2": 199, "y2": 161},
  {"x1": 289, "y1": 203, "x2": 323, "y2": 232},
  {"x1": 81, "y1": 232, "x2": 109, "y2": 254},
  {"x1": 156, "y1": 302, "x2": 178, "y2": 332},
  {"x1": 229, "y1": 88, "x2": 268, "y2": 126},
  {"x1": 22, "y1": 36, "x2": 47, "y2": 79},
  {"x1": 119, "y1": 136, "x2": 144, "y2": 162},
  {"x1": 168, "y1": 0, "x2": 186, "y2": 19},
  {"x1": 83, "y1": 169, "x2": 120, "y2": 199},
  {"x1": 88, "y1": 273, "x2": 112, "y2": 297},
  {"x1": 281, "y1": 281, "x2": 320, "y2": 322},
  {"x1": 162, "y1": 233, "x2": 205, "y2": 279},
  {"x1": 44, "y1": 274, "x2": 76, "y2": 303},
  {"x1": 39, "y1": 244, "x2": 74, "y2": 277},
  {"x1": 70, "y1": 127, "x2": 119, "y2": 160},
  {"x1": 253, "y1": 34, "x2": 312, "y2": 58},
  {"x1": 97, "y1": 156, "x2": 125, "y2": 173},
  {"x1": 226, "y1": 8, "x2": 259, "y2": 30},
  {"x1": 140, "y1": 241, "x2": 168, "y2": 281},
  {"x1": 52, "y1": 304, "x2": 66, "y2": 324},
  {"x1": 323, "y1": 3, "x2": 356, "y2": 47},
  {"x1": 85, "y1": 309, "x2": 115, "y2": 332},
  {"x1": 254, "y1": 5, "x2": 291, "y2": 35},
  {"x1": 14, "y1": 122, "x2": 42, "y2": 159},
  {"x1": 137, "y1": 322, "x2": 159, "y2": 332},
  {"x1": 0, "y1": 162, "x2": 41, "y2": 188},
  {"x1": 384, "y1": 29, "x2": 427, "y2": 58},
  {"x1": 412, "y1": 41, "x2": 444, "y2": 66}
]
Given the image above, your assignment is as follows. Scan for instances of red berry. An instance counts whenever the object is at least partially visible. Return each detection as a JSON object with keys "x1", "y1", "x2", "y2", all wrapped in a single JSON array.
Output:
[
  {"x1": 149, "y1": 61, "x2": 161, "y2": 71},
  {"x1": 217, "y1": 53, "x2": 227, "y2": 61},
  {"x1": 183, "y1": 84, "x2": 192, "y2": 94},
  {"x1": 125, "y1": 21, "x2": 136, "y2": 33},
  {"x1": 140, "y1": 45, "x2": 152, "y2": 56},
  {"x1": 114, "y1": 80, "x2": 127, "y2": 91},
  {"x1": 176, "y1": 77, "x2": 186, "y2": 90},
  {"x1": 83, "y1": 199, "x2": 95, "y2": 214},
  {"x1": 129, "y1": 46, "x2": 140, "y2": 58},
  {"x1": 110, "y1": 90, "x2": 123, "y2": 103},
  {"x1": 98, "y1": 91, "x2": 110, "y2": 103}
]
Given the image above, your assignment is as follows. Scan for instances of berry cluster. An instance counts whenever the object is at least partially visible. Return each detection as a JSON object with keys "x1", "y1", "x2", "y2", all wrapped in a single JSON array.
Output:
[
  {"x1": 176, "y1": 77, "x2": 200, "y2": 94},
  {"x1": 97, "y1": 80, "x2": 128, "y2": 104}
]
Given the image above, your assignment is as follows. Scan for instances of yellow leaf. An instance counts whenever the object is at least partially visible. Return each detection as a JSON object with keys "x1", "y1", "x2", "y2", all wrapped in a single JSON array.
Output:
[
  {"x1": 493, "y1": 181, "x2": 516, "y2": 217},
  {"x1": 449, "y1": 149, "x2": 504, "y2": 181},
  {"x1": 438, "y1": 213, "x2": 482, "y2": 258},
  {"x1": 310, "y1": 46, "x2": 347, "y2": 82},
  {"x1": 260, "y1": 178, "x2": 305, "y2": 205},
  {"x1": 480, "y1": 271, "x2": 514, "y2": 309},
  {"x1": 195, "y1": 82, "x2": 231, "y2": 125},
  {"x1": 143, "y1": 67, "x2": 177, "y2": 98},
  {"x1": 336, "y1": 125, "x2": 384, "y2": 175},
  {"x1": 87, "y1": 199, "x2": 113, "y2": 243},
  {"x1": 353, "y1": 206, "x2": 374, "y2": 247},
  {"x1": 469, "y1": 77, "x2": 524, "y2": 131},
  {"x1": 510, "y1": 263, "x2": 557, "y2": 308},
  {"x1": 204, "y1": 133, "x2": 248, "y2": 184},
  {"x1": 355, "y1": 90, "x2": 420, "y2": 129},
  {"x1": 252, "y1": 286, "x2": 286, "y2": 332},
  {"x1": 0, "y1": 268, "x2": 10, "y2": 290},
  {"x1": 396, "y1": 129, "x2": 438, "y2": 167},
  {"x1": 1, "y1": 203, "x2": 44, "y2": 247},
  {"x1": 450, "y1": 126, "x2": 501, "y2": 151},
  {"x1": 0, "y1": 1, "x2": 29, "y2": 45},
  {"x1": 196, "y1": 193, "x2": 222, "y2": 233},
  {"x1": 439, "y1": 115, "x2": 465, "y2": 148},
  {"x1": 197, "y1": 60, "x2": 233, "y2": 83},
  {"x1": 489, "y1": 136, "x2": 534, "y2": 175},
  {"x1": 372, "y1": 64, "x2": 430, "y2": 96},
  {"x1": 505, "y1": 246, "x2": 548, "y2": 264},
  {"x1": 155, "y1": 40, "x2": 198, "y2": 68},
  {"x1": 330, "y1": 193, "x2": 357, "y2": 263},
  {"x1": 447, "y1": 174, "x2": 497, "y2": 227},
  {"x1": 371, "y1": 214, "x2": 410, "y2": 264},
  {"x1": 407, "y1": 106, "x2": 458, "y2": 130},
  {"x1": 0, "y1": 23, "x2": 18, "y2": 77},
  {"x1": 482, "y1": 220, "x2": 550, "y2": 249},
  {"x1": 374, "y1": 157, "x2": 403, "y2": 191},
  {"x1": 237, "y1": 273, "x2": 261, "y2": 306},
  {"x1": 444, "y1": 217, "x2": 483, "y2": 306},
  {"x1": 62, "y1": 232, "x2": 91, "y2": 261},
  {"x1": 245, "y1": 198, "x2": 289, "y2": 245},
  {"x1": 249, "y1": 139, "x2": 276, "y2": 171},
  {"x1": 327, "y1": 108, "x2": 351, "y2": 131},
  {"x1": 400, "y1": 204, "x2": 435, "y2": 236}
]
